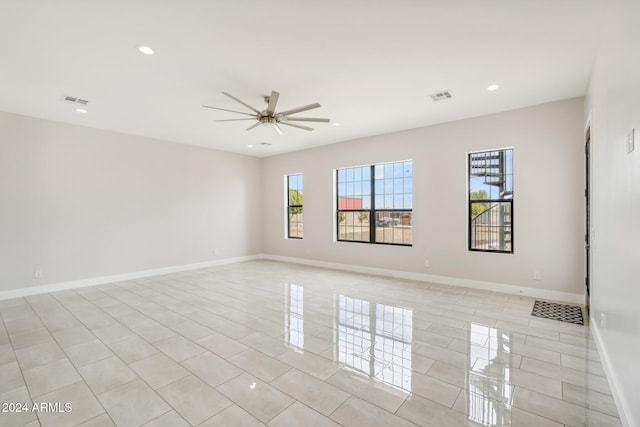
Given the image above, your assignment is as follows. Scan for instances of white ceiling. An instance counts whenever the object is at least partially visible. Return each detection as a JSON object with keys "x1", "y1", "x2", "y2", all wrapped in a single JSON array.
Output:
[{"x1": 0, "y1": 0, "x2": 604, "y2": 157}]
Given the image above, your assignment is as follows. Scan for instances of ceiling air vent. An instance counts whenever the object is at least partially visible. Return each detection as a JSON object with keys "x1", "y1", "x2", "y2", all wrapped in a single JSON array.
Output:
[
  {"x1": 429, "y1": 91, "x2": 453, "y2": 102},
  {"x1": 63, "y1": 96, "x2": 89, "y2": 105},
  {"x1": 258, "y1": 142, "x2": 272, "y2": 146}
]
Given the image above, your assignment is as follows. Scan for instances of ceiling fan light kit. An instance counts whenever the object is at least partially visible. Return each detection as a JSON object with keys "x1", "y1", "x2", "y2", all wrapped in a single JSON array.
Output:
[{"x1": 203, "y1": 90, "x2": 330, "y2": 135}]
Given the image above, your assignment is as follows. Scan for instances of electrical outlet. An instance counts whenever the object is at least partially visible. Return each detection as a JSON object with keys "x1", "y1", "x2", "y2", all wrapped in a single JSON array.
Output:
[
  {"x1": 34, "y1": 270, "x2": 44, "y2": 279},
  {"x1": 424, "y1": 259, "x2": 431, "y2": 268},
  {"x1": 533, "y1": 271, "x2": 541, "y2": 281}
]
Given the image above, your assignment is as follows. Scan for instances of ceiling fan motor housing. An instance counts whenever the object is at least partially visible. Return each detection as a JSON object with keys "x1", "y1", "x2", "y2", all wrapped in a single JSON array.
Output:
[{"x1": 260, "y1": 116, "x2": 278, "y2": 125}]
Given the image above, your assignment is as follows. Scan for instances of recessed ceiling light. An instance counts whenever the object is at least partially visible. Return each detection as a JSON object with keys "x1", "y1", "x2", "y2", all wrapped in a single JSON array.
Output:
[
  {"x1": 487, "y1": 84, "x2": 500, "y2": 91},
  {"x1": 137, "y1": 45, "x2": 155, "y2": 55},
  {"x1": 332, "y1": 122, "x2": 341, "y2": 127},
  {"x1": 75, "y1": 108, "x2": 88, "y2": 114},
  {"x1": 247, "y1": 144, "x2": 253, "y2": 148}
]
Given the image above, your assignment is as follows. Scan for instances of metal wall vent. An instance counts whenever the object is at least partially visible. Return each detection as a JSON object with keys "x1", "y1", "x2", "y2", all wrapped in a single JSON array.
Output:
[
  {"x1": 64, "y1": 96, "x2": 89, "y2": 105},
  {"x1": 429, "y1": 91, "x2": 453, "y2": 102}
]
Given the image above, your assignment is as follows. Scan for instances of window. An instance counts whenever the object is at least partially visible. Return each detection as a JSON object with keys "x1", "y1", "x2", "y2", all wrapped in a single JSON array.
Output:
[
  {"x1": 287, "y1": 174, "x2": 303, "y2": 239},
  {"x1": 468, "y1": 149, "x2": 513, "y2": 252},
  {"x1": 336, "y1": 160, "x2": 412, "y2": 245}
]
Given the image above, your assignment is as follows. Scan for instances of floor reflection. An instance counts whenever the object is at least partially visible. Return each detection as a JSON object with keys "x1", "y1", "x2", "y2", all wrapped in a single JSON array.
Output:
[
  {"x1": 284, "y1": 283, "x2": 304, "y2": 350},
  {"x1": 466, "y1": 323, "x2": 513, "y2": 426},
  {"x1": 334, "y1": 294, "x2": 413, "y2": 393},
  {"x1": 283, "y1": 287, "x2": 513, "y2": 424}
]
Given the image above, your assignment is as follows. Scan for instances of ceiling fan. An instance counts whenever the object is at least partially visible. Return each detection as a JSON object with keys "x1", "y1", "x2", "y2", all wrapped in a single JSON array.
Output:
[{"x1": 203, "y1": 91, "x2": 330, "y2": 135}]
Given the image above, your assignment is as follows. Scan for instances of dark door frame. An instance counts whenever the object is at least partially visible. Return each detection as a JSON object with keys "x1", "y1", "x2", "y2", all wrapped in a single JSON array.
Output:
[{"x1": 585, "y1": 125, "x2": 591, "y2": 314}]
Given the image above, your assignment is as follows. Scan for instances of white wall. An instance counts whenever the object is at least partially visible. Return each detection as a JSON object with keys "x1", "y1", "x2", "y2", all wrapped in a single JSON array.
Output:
[
  {"x1": 263, "y1": 98, "x2": 585, "y2": 299},
  {"x1": 0, "y1": 111, "x2": 263, "y2": 293},
  {"x1": 585, "y1": 0, "x2": 640, "y2": 424}
]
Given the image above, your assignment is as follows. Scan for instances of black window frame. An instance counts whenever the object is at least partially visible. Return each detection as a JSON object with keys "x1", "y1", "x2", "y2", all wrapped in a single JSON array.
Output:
[
  {"x1": 287, "y1": 174, "x2": 303, "y2": 239},
  {"x1": 336, "y1": 160, "x2": 413, "y2": 246},
  {"x1": 468, "y1": 149, "x2": 513, "y2": 253}
]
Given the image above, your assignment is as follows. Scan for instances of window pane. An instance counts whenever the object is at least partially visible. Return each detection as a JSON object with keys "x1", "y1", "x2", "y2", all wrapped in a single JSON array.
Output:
[
  {"x1": 289, "y1": 207, "x2": 303, "y2": 238},
  {"x1": 338, "y1": 183, "x2": 346, "y2": 197},
  {"x1": 337, "y1": 211, "x2": 371, "y2": 242},
  {"x1": 394, "y1": 178, "x2": 403, "y2": 194},
  {"x1": 469, "y1": 202, "x2": 511, "y2": 251},
  {"x1": 354, "y1": 182, "x2": 362, "y2": 197},
  {"x1": 394, "y1": 194, "x2": 404, "y2": 209},
  {"x1": 362, "y1": 166, "x2": 371, "y2": 181},
  {"x1": 489, "y1": 182, "x2": 499, "y2": 200},
  {"x1": 354, "y1": 167, "x2": 362, "y2": 181},
  {"x1": 394, "y1": 162, "x2": 403, "y2": 178},
  {"x1": 385, "y1": 195, "x2": 393, "y2": 209},
  {"x1": 375, "y1": 180, "x2": 384, "y2": 194},
  {"x1": 384, "y1": 164, "x2": 394, "y2": 180},
  {"x1": 469, "y1": 176, "x2": 488, "y2": 197},
  {"x1": 403, "y1": 194, "x2": 413, "y2": 210},
  {"x1": 362, "y1": 196, "x2": 371, "y2": 209},
  {"x1": 403, "y1": 178, "x2": 412, "y2": 194},
  {"x1": 375, "y1": 211, "x2": 412, "y2": 245},
  {"x1": 403, "y1": 161, "x2": 413, "y2": 177}
]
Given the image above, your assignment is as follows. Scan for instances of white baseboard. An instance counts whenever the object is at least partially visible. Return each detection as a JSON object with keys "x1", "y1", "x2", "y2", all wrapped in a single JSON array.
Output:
[
  {"x1": 0, "y1": 255, "x2": 263, "y2": 301},
  {"x1": 263, "y1": 254, "x2": 584, "y2": 304},
  {"x1": 1, "y1": 253, "x2": 583, "y2": 305},
  {"x1": 590, "y1": 319, "x2": 632, "y2": 427}
]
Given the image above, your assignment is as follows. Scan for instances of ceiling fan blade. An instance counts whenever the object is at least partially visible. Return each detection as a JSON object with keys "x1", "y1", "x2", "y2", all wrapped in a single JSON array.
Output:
[
  {"x1": 266, "y1": 91, "x2": 280, "y2": 116},
  {"x1": 215, "y1": 118, "x2": 256, "y2": 122},
  {"x1": 273, "y1": 123, "x2": 284, "y2": 135},
  {"x1": 280, "y1": 117, "x2": 330, "y2": 123},
  {"x1": 202, "y1": 105, "x2": 256, "y2": 117},
  {"x1": 278, "y1": 102, "x2": 321, "y2": 117},
  {"x1": 222, "y1": 92, "x2": 261, "y2": 114},
  {"x1": 279, "y1": 122, "x2": 314, "y2": 132},
  {"x1": 246, "y1": 122, "x2": 261, "y2": 131}
]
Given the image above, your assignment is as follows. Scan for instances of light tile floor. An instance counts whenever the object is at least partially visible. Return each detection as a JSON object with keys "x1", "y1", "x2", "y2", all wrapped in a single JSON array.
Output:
[{"x1": 0, "y1": 260, "x2": 621, "y2": 426}]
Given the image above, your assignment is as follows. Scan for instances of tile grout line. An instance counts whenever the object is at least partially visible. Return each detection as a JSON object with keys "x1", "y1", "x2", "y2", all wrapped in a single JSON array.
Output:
[
  {"x1": 0, "y1": 309, "x2": 43, "y2": 426},
  {"x1": 24, "y1": 293, "x2": 119, "y2": 427}
]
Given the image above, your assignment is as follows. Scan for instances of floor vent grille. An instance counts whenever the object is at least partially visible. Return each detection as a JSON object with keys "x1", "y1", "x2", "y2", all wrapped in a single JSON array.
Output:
[{"x1": 531, "y1": 300, "x2": 584, "y2": 325}]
